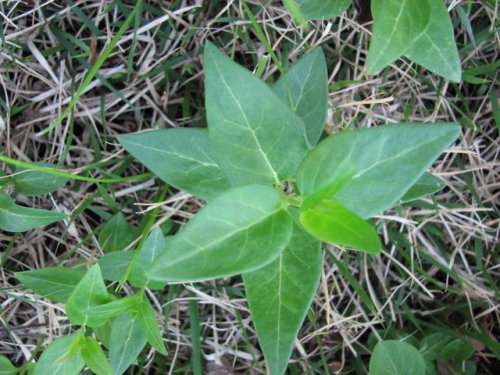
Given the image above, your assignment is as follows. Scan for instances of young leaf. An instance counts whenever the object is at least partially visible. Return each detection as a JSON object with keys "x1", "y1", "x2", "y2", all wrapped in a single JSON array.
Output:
[
  {"x1": 137, "y1": 297, "x2": 168, "y2": 355},
  {"x1": 404, "y1": 0, "x2": 461, "y2": 82},
  {"x1": 13, "y1": 162, "x2": 69, "y2": 196},
  {"x1": 16, "y1": 267, "x2": 85, "y2": 303},
  {"x1": 65, "y1": 264, "x2": 111, "y2": 327},
  {"x1": 118, "y1": 128, "x2": 231, "y2": 200},
  {"x1": 0, "y1": 193, "x2": 66, "y2": 232},
  {"x1": 273, "y1": 48, "x2": 328, "y2": 146},
  {"x1": 204, "y1": 42, "x2": 309, "y2": 186},
  {"x1": 367, "y1": 0, "x2": 431, "y2": 74},
  {"x1": 292, "y1": 0, "x2": 351, "y2": 20},
  {"x1": 0, "y1": 355, "x2": 17, "y2": 375},
  {"x1": 80, "y1": 337, "x2": 114, "y2": 375},
  {"x1": 33, "y1": 336, "x2": 84, "y2": 375},
  {"x1": 98, "y1": 213, "x2": 135, "y2": 253},
  {"x1": 148, "y1": 184, "x2": 293, "y2": 282},
  {"x1": 129, "y1": 228, "x2": 169, "y2": 289},
  {"x1": 369, "y1": 340, "x2": 425, "y2": 375},
  {"x1": 300, "y1": 199, "x2": 381, "y2": 254},
  {"x1": 400, "y1": 172, "x2": 445, "y2": 203},
  {"x1": 109, "y1": 311, "x2": 147, "y2": 375},
  {"x1": 83, "y1": 295, "x2": 139, "y2": 321},
  {"x1": 243, "y1": 218, "x2": 322, "y2": 375},
  {"x1": 296, "y1": 124, "x2": 460, "y2": 219}
]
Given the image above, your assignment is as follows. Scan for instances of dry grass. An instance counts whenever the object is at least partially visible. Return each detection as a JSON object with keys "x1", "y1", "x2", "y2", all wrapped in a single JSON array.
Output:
[{"x1": 0, "y1": 0, "x2": 499, "y2": 373}]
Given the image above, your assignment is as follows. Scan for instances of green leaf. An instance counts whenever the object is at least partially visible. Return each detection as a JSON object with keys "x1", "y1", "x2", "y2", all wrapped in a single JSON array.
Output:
[
  {"x1": 296, "y1": 123, "x2": 460, "y2": 219},
  {"x1": 98, "y1": 251, "x2": 133, "y2": 282},
  {"x1": 243, "y1": 218, "x2": 322, "y2": 375},
  {"x1": 65, "y1": 264, "x2": 111, "y2": 327},
  {"x1": 98, "y1": 213, "x2": 135, "y2": 253},
  {"x1": 405, "y1": 0, "x2": 461, "y2": 82},
  {"x1": 80, "y1": 337, "x2": 114, "y2": 375},
  {"x1": 149, "y1": 184, "x2": 292, "y2": 282},
  {"x1": 293, "y1": 0, "x2": 351, "y2": 20},
  {"x1": 93, "y1": 323, "x2": 112, "y2": 349},
  {"x1": 300, "y1": 199, "x2": 381, "y2": 254},
  {"x1": 400, "y1": 172, "x2": 445, "y2": 203},
  {"x1": 0, "y1": 193, "x2": 66, "y2": 232},
  {"x1": 109, "y1": 311, "x2": 147, "y2": 375},
  {"x1": 0, "y1": 355, "x2": 17, "y2": 375},
  {"x1": 367, "y1": 0, "x2": 431, "y2": 74},
  {"x1": 137, "y1": 298, "x2": 168, "y2": 355},
  {"x1": 369, "y1": 340, "x2": 425, "y2": 375},
  {"x1": 273, "y1": 48, "x2": 328, "y2": 146},
  {"x1": 33, "y1": 336, "x2": 84, "y2": 375},
  {"x1": 118, "y1": 128, "x2": 231, "y2": 200},
  {"x1": 83, "y1": 295, "x2": 139, "y2": 322},
  {"x1": 204, "y1": 42, "x2": 309, "y2": 186},
  {"x1": 439, "y1": 338, "x2": 474, "y2": 362},
  {"x1": 16, "y1": 267, "x2": 85, "y2": 303},
  {"x1": 419, "y1": 332, "x2": 454, "y2": 361},
  {"x1": 129, "y1": 228, "x2": 169, "y2": 289},
  {"x1": 14, "y1": 162, "x2": 68, "y2": 196}
]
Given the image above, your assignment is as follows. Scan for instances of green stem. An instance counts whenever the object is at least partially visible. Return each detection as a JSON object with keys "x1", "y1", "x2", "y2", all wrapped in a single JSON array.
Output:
[
  {"x1": 115, "y1": 186, "x2": 168, "y2": 292},
  {"x1": 282, "y1": 0, "x2": 307, "y2": 26},
  {"x1": 0, "y1": 154, "x2": 152, "y2": 184},
  {"x1": 240, "y1": 0, "x2": 295, "y2": 109}
]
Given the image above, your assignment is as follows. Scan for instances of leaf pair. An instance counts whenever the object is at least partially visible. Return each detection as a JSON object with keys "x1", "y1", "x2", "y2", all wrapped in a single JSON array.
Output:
[{"x1": 368, "y1": 0, "x2": 461, "y2": 81}]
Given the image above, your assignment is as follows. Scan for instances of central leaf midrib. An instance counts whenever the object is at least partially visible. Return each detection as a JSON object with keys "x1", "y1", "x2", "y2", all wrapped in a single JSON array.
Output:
[
  {"x1": 161, "y1": 205, "x2": 284, "y2": 270},
  {"x1": 211, "y1": 51, "x2": 280, "y2": 185}
]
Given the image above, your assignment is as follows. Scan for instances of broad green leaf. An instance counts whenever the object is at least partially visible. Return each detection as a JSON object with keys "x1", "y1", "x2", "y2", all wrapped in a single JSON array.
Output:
[
  {"x1": 65, "y1": 264, "x2": 111, "y2": 327},
  {"x1": 0, "y1": 355, "x2": 17, "y2": 375},
  {"x1": 369, "y1": 340, "x2": 425, "y2": 375},
  {"x1": 419, "y1": 332, "x2": 454, "y2": 361},
  {"x1": 137, "y1": 298, "x2": 168, "y2": 355},
  {"x1": 33, "y1": 336, "x2": 84, "y2": 375},
  {"x1": 204, "y1": 42, "x2": 309, "y2": 186},
  {"x1": 129, "y1": 228, "x2": 169, "y2": 289},
  {"x1": 296, "y1": 124, "x2": 460, "y2": 219},
  {"x1": 149, "y1": 184, "x2": 293, "y2": 282},
  {"x1": 0, "y1": 193, "x2": 66, "y2": 232},
  {"x1": 439, "y1": 338, "x2": 474, "y2": 362},
  {"x1": 83, "y1": 295, "x2": 140, "y2": 321},
  {"x1": 14, "y1": 162, "x2": 68, "y2": 196},
  {"x1": 300, "y1": 199, "x2": 381, "y2": 254},
  {"x1": 273, "y1": 48, "x2": 328, "y2": 146},
  {"x1": 98, "y1": 251, "x2": 132, "y2": 282},
  {"x1": 405, "y1": 0, "x2": 461, "y2": 82},
  {"x1": 98, "y1": 213, "x2": 135, "y2": 253},
  {"x1": 16, "y1": 267, "x2": 85, "y2": 303},
  {"x1": 80, "y1": 337, "x2": 114, "y2": 375},
  {"x1": 400, "y1": 172, "x2": 445, "y2": 203},
  {"x1": 293, "y1": 0, "x2": 351, "y2": 20},
  {"x1": 109, "y1": 311, "x2": 147, "y2": 375},
  {"x1": 367, "y1": 0, "x2": 431, "y2": 74},
  {"x1": 118, "y1": 128, "x2": 231, "y2": 200},
  {"x1": 243, "y1": 219, "x2": 322, "y2": 375}
]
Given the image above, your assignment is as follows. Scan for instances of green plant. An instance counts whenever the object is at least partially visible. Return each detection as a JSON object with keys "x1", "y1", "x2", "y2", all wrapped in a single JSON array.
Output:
[
  {"x1": 14, "y1": 43, "x2": 460, "y2": 374},
  {"x1": 282, "y1": 0, "x2": 461, "y2": 81}
]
